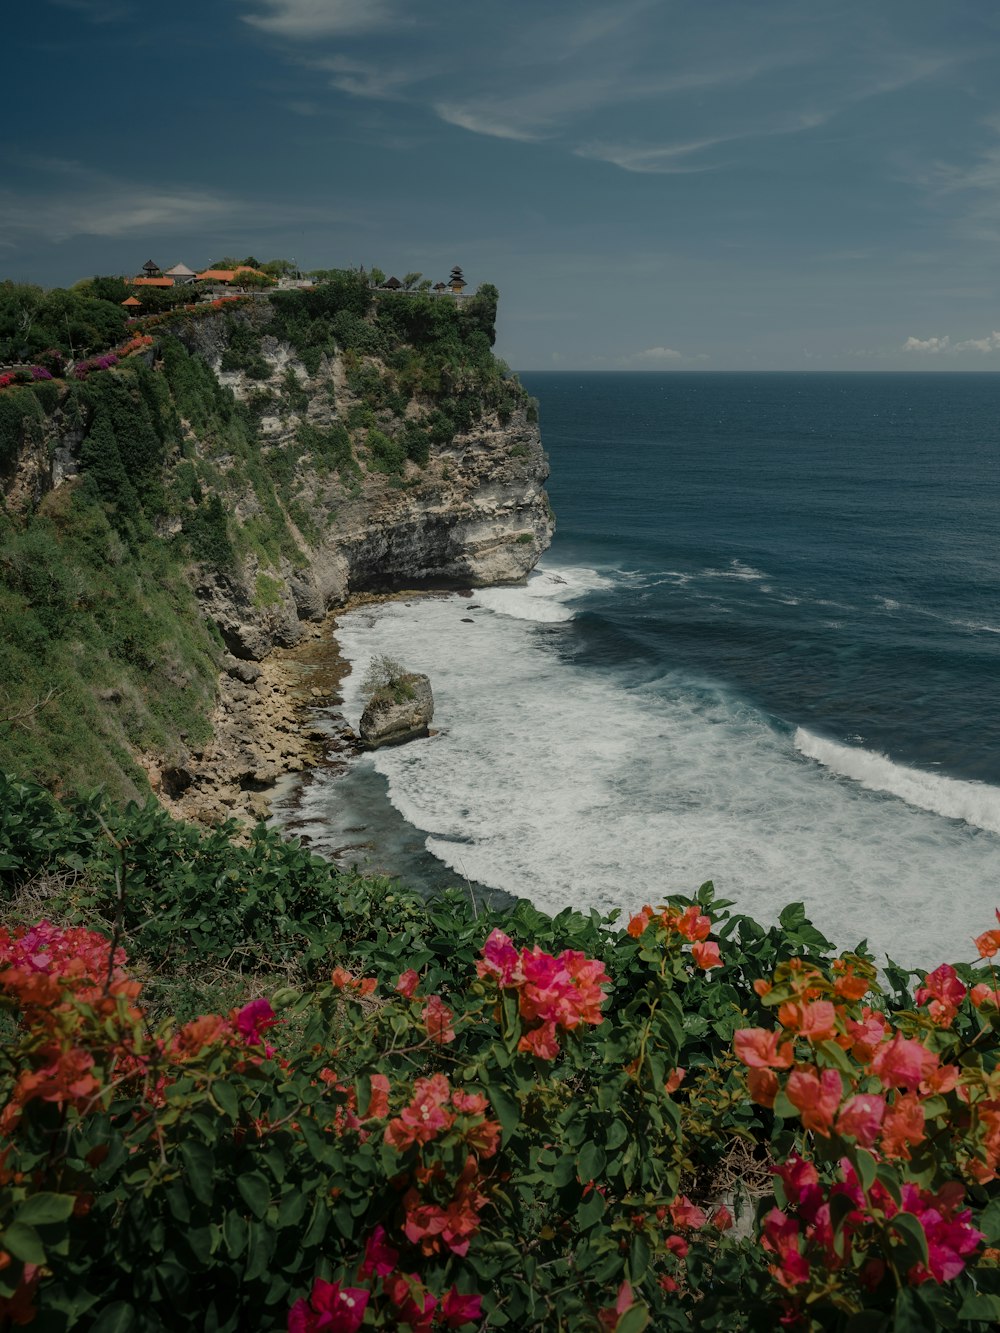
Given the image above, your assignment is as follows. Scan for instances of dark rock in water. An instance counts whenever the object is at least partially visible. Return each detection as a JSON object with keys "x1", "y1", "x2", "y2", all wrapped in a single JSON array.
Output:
[
  {"x1": 359, "y1": 673, "x2": 434, "y2": 749},
  {"x1": 461, "y1": 617, "x2": 475, "y2": 623}
]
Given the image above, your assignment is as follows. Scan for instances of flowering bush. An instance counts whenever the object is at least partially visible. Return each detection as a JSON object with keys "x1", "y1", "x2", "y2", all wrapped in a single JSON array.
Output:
[{"x1": 2, "y1": 781, "x2": 1000, "y2": 1331}]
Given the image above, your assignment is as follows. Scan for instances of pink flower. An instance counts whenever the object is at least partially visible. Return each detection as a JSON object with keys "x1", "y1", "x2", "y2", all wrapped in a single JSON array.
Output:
[
  {"x1": 421, "y1": 994, "x2": 456, "y2": 1045},
  {"x1": 384, "y1": 1074, "x2": 455, "y2": 1151},
  {"x1": 358, "y1": 1225, "x2": 398, "y2": 1279},
  {"x1": 691, "y1": 940, "x2": 722, "y2": 970},
  {"x1": 439, "y1": 1288, "x2": 484, "y2": 1328},
  {"x1": 872, "y1": 1033, "x2": 938, "y2": 1089},
  {"x1": 476, "y1": 929, "x2": 523, "y2": 985},
  {"x1": 235, "y1": 998, "x2": 277, "y2": 1048},
  {"x1": 835, "y1": 1094, "x2": 886, "y2": 1148},
  {"x1": 287, "y1": 1279, "x2": 369, "y2": 1333},
  {"x1": 395, "y1": 969, "x2": 420, "y2": 998},
  {"x1": 734, "y1": 1027, "x2": 795, "y2": 1069},
  {"x1": 786, "y1": 1067, "x2": 842, "y2": 1136},
  {"x1": 518, "y1": 1021, "x2": 561, "y2": 1060},
  {"x1": 669, "y1": 1195, "x2": 707, "y2": 1230}
]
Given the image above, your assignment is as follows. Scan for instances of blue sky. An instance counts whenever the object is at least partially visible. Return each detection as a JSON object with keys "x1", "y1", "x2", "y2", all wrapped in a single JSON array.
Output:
[{"x1": 4, "y1": 0, "x2": 1000, "y2": 369}]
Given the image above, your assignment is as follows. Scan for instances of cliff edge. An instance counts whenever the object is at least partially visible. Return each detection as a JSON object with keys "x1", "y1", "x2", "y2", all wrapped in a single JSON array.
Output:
[{"x1": 0, "y1": 276, "x2": 552, "y2": 815}]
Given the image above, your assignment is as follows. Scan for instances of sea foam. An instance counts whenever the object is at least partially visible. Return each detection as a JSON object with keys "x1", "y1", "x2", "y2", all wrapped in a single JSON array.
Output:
[
  {"x1": 794, "y1": 729, "x2": 1000, "y2": 835},
  {"x1": 320, "y1": 565, "x2": 1000, "y2": 969}
]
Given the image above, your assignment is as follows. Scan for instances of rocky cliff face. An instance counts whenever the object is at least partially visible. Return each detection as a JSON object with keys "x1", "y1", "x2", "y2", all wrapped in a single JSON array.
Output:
[
  {"x1": 173, "y1": 304, "x2": 552, "y2": 663},
  {"x1": 0, "y1": 287, "x2": 553, "y2": 820}
]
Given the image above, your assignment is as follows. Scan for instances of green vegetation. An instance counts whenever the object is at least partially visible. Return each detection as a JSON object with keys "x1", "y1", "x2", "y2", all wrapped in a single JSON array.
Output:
[
  {"x1": 3, "y1": 778, "x2": 1000, "y2": 1330},
  {"x1": 361, "y1": 654, "x2": 416, "y2": 705}
]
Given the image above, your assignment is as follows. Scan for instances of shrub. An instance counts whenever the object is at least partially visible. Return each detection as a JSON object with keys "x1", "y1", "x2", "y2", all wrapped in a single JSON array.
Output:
[{"x1": 361, "y1": 653, "x2": 416, "y2": 705}]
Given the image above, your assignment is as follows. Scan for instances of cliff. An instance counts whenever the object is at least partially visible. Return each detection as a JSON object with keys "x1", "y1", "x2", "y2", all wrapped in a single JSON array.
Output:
[{"x1": 0, "y1": 278, "x2": 552, "y2": 814}]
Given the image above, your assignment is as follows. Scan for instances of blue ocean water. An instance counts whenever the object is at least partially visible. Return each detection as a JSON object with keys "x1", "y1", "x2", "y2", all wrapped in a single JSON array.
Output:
[{"x1": 279, "y1": 373, "x2": 1000, "y2": 968}]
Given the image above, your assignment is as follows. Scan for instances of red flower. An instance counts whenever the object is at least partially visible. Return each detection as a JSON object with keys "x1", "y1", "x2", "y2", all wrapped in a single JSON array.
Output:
[
  {"x1": 691, "y1": 940, "x2": 722, "y2": 970},
  {"x1": 734, "y1": 1027, "x2": 794, "y2": 1069},
  {"x1": 439, "y1": 1288, "x2": 484, "y2": 1328},
  {"x1": 421, "y1": 994, "x2": 456, "y2": 1045},
  {"x1": 287, "y1": 1279, "x2": 369, "y2": 1332},
  {"x1": 786, "y1": 1067, "x2": 842, "y2": 1136}
]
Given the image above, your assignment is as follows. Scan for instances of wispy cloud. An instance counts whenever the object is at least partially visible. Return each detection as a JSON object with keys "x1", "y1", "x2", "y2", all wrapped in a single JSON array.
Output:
[
  {"x1": 434, "y1": 103, "x2": 545, "y2": 143},
  {"x1": 242, "y1": 0, "x2": 399, "y2": 39},
  {"x1": 0, "y1": 159, "x2": 325, "y2": 246},
  {"x1": 616, "y1": 345, "x2": 708, "y2": 367}
]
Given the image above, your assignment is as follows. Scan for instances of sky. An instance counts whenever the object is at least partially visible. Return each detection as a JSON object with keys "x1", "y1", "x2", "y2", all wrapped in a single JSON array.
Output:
[{"x1": 3, "y1": 0, "x2": 1000, "y2": 370}]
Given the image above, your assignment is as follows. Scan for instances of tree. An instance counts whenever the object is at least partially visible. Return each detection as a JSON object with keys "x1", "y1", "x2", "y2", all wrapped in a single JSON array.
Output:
[{"x1": 402, "y1": 272, "x2": 422, "y2": 290}]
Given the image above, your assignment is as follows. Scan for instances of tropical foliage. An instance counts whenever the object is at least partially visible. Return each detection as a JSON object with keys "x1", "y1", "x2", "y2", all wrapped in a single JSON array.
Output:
[{"x1": 1, "y1": 778, "x2": 1000, "y2": 1330}]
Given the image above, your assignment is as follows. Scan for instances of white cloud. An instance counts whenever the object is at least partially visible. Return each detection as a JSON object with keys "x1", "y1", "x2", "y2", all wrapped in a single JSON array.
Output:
[
  {"x1": 955, "y1": 331, "x2": 1000, "y2": 353},
  {"x1": 243, "y1": 0, "x2": 397, "y2": 39},
  {"x1": 635, "y1": 346, "x2": 684, "y2": 361},
  {"x1": 903, "y1": 332, "x2": 1000, "y2": 355},
  {"x1": 903, "y1": 335, "x2": 951, "y2": 353}
]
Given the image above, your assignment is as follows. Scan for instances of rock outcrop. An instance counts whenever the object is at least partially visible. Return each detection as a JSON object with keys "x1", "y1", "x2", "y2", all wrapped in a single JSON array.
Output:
[{"x1": 359, "y1": 672, "x2": 434, "y2": 749}]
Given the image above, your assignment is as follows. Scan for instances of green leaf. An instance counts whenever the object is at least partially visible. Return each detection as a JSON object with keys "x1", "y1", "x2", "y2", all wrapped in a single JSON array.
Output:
[
  {"x1": 16, "y1": 1192, "x2": 76, "y2": 1226},
  {"x1": 888, "y1": 1212, "x2": 929, "y2": 1268},
  {"x1": 958, "y1": 1291, "x2": 1000, "y2": 1320},
  {"x1": 853, "y1": 1147, "x2": 877, "y2": 1194},
  {"x1": 236, "y1": 1171, "x2": 270, "y2": 1219},
  {"x1": 179, "y1": 1141, "x2": 215, "y2": 1207},
  {"x1": 616, "y1": 1306, "x2": 651, "y2": 1333},
  {"x1": 488, "y1": 1085, "x2": 520, "y2": 1143},
  {"x1": 212, "y1": 1081, "x2": 239, "y2": 1120},
  {"x1": 90, "y1": 1303, "x2": 137, "y2": 1333},
  {"x1": 577, "y1": 1190, "x2": 605, "y2": 1230},
  {"x1": 578, "y1": 1141, "x2": 606, "y2": 1181},
  {"x1": 2, "y1": 1222, "x2": 46, "y2": 1265},
  {"x1": 629, "y1": 1232, "x2": 651, "y2": 1283}
]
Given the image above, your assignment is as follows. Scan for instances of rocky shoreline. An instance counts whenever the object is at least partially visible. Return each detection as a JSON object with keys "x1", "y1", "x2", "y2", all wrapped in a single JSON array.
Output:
[{"x1": 162, "y1": 589, "x2": 459, "y2": 831}]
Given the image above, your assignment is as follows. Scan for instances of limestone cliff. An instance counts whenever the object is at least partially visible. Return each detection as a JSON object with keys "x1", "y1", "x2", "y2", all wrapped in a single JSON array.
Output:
[{"x1": 0, "y1": 279, "x2": 552, "y2": 815}]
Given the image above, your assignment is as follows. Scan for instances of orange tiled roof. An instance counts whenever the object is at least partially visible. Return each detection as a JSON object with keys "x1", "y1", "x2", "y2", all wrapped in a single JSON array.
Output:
[
  {"x1": 133, "y1": 276, "x2": 174, "y2": 287},
  {"x1": 121, "y1": 296, "x2": 142, "y2": 307},
  {"x1": 233, "y1": 265, "x2": 268, "y2": 277},
  {"x1": 196, "y1": 269, "x2": 235, "y2": 282}
]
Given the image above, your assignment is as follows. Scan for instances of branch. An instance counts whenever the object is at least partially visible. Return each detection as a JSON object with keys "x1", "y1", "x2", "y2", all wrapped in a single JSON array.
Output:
[{"x1": 0, "y1": 687, "x2": 62, "y2": 729}]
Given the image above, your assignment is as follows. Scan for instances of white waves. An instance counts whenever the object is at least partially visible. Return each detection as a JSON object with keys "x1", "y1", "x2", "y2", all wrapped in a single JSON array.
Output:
[
  {"x1": 472, "y1": 565, "x2": 613, "y2": 623},
  {"x1": 326, "y1": 575, "x2": 1000, "y2": 969},
  {"x1": 795, "y1": 729, "x2": 1000, "y2": 836}
]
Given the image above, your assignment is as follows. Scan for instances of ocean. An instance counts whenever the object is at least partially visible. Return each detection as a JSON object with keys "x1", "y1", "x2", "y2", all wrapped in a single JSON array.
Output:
[{"x1": 275, "y1": 372, "x2": 1000, "y2": 969}]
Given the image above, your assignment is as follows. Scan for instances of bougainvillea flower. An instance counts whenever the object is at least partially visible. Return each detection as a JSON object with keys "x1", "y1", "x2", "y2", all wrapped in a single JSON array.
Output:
[
  {"x1": 518, "y1": 1021, "x2": 561, "y2": 1060},
  {"x1": 627, "y1": 906, "x2": 654, "y2": 938},
  {"x1": 915, "y1": 963, "x2": 967, "y2": 1010},
  {"x1": 287, "y1": 1279, "x2": 369, "y2": 1333},
  {"x1": 358, "y1": 1224, "x2": 398, "y2": 1278},
  {"x1": 235, "y1": 998, "x2": 277, "y2": 1048},
  {"x1": 395, "y1": 969, "x2": 420, "y2": 998},
  {"x1": 421, "y1": 995, "x2": 456, "y2": 1045},
  {"x1": 880, "y1": 1093, "x2": 926, "y2": 1159},
  {"x1": 597, "y1": 1280, "x2": 635, "y2": 1331},
  {"x1": 748, "y1": 1067, "x2": 779, "y2": 1107},
  {"x1": 691, "y1": 940, "x2": 722, "y2": 970},
  {"x1": 872, "y1": 1033, "x2": 938, "y2": 1089},
  {"x1": 734, "y1": 1027, "x2": 795, "y2": 1069},
  {"x1": 664, "y1": 1067, "x2": 686, "y2": 1094},
  {"x1": 786, "y1": 1067, "x2": 842, "y2": 1135},
  {"x1": 777, "y1": 1000, "x2": 837, "y2": 1043},
  {"x1": 439, "y1": 1288, "x2": 484, "y2": 1329},
  {"x1": 676, "y1": 906, "x2": 712, "y2": 943},
  {"x1": 975, "y1": 929, "x2": 1000, "y2": 959},
  {"x1": 363, "y1": 1073, "x2": 390, "y2": 1120},
  {"x1": 669, "y1": 1195, "x2": 707, "y2": 1230},
  {"x1": 835, "y1": 1094, "x2": 886, "y2": 1148},
  {"x1": 712, "y1": 1205, "x2": 734, "y2": 1231},
  {"x1": 476, "y1": 929, "x2": 523, "y2": 985},
  {"x1": 384, "y1": 1074, "x2": 455, "y2": 1150}
]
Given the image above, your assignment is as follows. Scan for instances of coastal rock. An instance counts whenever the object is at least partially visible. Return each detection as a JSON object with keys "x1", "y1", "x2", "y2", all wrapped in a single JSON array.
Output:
[{"x1": 359, "y1": 673, "x2": 434, "y2": 750}]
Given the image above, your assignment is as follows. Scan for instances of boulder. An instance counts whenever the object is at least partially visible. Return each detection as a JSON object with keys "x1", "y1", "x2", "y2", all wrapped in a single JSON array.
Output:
[{"x1": 359, "y1": 673, "x2": 434, "y2": 750}]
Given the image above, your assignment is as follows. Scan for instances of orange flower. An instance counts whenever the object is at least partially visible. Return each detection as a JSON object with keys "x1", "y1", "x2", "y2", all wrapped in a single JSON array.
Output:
[{"x1": 786, "y1": 1067, "x2": 842, "y2": 1135}]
